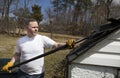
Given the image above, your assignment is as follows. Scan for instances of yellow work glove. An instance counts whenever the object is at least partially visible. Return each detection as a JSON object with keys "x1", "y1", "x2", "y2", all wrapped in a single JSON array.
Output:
[
  {"x1": 66, "y1": 39, "x2": 75, "y2": 49},
  {"x1": 2, "y1": 61, "x2": 14, "y2": 73}
]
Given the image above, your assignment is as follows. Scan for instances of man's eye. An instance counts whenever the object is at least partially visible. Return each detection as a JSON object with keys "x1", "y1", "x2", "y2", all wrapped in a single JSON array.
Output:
[{"x1": 32, "y1": 27, "x2": 38, "y2": 28}]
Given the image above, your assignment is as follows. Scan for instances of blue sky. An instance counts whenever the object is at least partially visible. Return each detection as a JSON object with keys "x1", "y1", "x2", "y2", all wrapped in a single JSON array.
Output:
[{"x1": 39, "y1": 0, "x2": 52, "y2": 15}]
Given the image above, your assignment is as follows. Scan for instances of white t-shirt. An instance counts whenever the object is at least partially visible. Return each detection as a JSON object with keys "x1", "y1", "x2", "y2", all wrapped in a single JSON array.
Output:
[{"x1": 16, "y1": 34, "x2": 56, "y2": 75}]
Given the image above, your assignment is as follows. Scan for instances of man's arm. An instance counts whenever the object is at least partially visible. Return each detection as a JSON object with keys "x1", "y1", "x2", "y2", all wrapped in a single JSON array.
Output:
[
  {"x1": 10, "y1": 52, "x2": 21, "y2": 63},
  {"x1": 52, "y1": 43, "x2": 65, "y2": 48},
  {"x1": 53, "y1": 39, "x2": 75, "y2": 49},
  {"x1": 2, "y1": 52, "x2": 20, "y2": 72}
]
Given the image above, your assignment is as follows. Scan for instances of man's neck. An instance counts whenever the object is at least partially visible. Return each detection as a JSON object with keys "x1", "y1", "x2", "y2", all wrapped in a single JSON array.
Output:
[{"x1": 27, "y1": 34, "x2": 36, "y2": 38}]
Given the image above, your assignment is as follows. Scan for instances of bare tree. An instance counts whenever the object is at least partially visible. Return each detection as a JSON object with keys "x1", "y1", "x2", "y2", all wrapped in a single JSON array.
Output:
[{"x1": 46, "y1": 8, "x2": 54, "y2": 38}]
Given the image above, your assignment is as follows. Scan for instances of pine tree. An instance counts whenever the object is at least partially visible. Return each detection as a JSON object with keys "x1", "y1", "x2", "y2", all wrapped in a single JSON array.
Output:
[{"x1": 31, "y1": 4, "x2": 43, "y2": 23}]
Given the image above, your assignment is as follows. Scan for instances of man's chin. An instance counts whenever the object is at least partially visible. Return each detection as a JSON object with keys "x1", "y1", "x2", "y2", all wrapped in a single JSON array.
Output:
[{"x1": 33, "y1": 33, "x2": 37, "y2": 36}]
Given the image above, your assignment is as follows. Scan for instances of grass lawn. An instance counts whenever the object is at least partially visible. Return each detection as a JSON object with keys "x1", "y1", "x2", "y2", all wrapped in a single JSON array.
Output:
[{"x1": 0, "y1": 32, "x2": 81, "y2": 78}]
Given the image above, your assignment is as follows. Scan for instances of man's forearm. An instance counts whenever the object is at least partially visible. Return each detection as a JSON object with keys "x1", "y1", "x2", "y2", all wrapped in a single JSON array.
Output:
[
  {"x1": 10, "y1": 53, "x2": 20, "y2": 63},
  {"x1": 53, "y1": 43, "x2": 65, "y2": 48}
]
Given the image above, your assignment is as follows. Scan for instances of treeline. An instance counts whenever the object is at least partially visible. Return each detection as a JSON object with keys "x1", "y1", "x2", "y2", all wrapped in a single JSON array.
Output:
[
  {"x1": 45, "y1": 0, "x2": 120, "y2": 36},
  {"x1": 0, "y1": 0, "x2": 120, "y2": 37}
]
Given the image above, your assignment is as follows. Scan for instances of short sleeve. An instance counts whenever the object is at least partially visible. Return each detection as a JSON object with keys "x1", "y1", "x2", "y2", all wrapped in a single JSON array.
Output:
[
  {"x1": 15, "y1": 40, "x2": 21, "y2": 53},
  {"x1": 42, "y1": 36, "x2": 57, "y2": 48}
]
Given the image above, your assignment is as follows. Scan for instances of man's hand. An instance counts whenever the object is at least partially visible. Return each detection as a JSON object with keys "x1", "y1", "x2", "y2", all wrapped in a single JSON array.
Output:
[
  {"x1": 2, "y1": 61, "x2": 14, "y2": 73},
  {"x1": 66, "y1": 39, "x2": 75, "y2": 49}
]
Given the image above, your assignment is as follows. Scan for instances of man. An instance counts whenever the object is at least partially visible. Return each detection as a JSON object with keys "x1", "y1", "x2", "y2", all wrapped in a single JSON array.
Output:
[{"x1": 2, "y1": 18, "x2": 75, "y2": 78}]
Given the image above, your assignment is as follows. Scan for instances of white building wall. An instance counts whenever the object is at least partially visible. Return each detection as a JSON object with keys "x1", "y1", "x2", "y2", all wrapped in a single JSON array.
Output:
[{"x1": 68, "y1": 64, "x2": 118, "y2": 78}]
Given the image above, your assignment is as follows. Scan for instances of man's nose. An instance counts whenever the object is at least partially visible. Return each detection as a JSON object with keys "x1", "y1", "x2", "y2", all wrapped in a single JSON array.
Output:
[{"x1": 35, "y1": 29, "x2": 38, "y2": 31}]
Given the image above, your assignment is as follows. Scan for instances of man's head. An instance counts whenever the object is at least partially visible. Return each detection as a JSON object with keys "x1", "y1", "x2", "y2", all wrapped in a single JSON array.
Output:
[{"x1": 25, "y1": 19, "x2": 39, "y2": 37}]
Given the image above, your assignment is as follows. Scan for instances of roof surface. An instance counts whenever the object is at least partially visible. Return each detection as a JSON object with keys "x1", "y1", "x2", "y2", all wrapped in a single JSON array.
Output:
[{"x1": 67, "y1": 18, "x2": 120, "y2": 67}]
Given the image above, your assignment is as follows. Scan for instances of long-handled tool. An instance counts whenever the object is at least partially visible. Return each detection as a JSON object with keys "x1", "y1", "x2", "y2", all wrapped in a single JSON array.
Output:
[
  {"x1": 8, "y1": 37, "x2": 87, "y2": 70},
  {"x1": 5, "y1": 18, "x2": 120, "y2": 71}
]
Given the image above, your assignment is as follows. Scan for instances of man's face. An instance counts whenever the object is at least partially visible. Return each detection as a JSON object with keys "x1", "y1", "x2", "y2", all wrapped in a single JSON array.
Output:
[{"x1": 27, "y1": 21, "x2": 39, "y2": 37}]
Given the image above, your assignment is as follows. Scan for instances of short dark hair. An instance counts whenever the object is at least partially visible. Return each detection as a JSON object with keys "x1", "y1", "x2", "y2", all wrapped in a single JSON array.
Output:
[{"x1": 25, "y1": 18, "x2": 38, "y2": 26}]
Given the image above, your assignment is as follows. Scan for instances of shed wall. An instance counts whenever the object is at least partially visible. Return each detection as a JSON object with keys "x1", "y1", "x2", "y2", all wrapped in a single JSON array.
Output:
[{"x1": 68, "y1": 64, "x2": 119, "y2": 78}]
